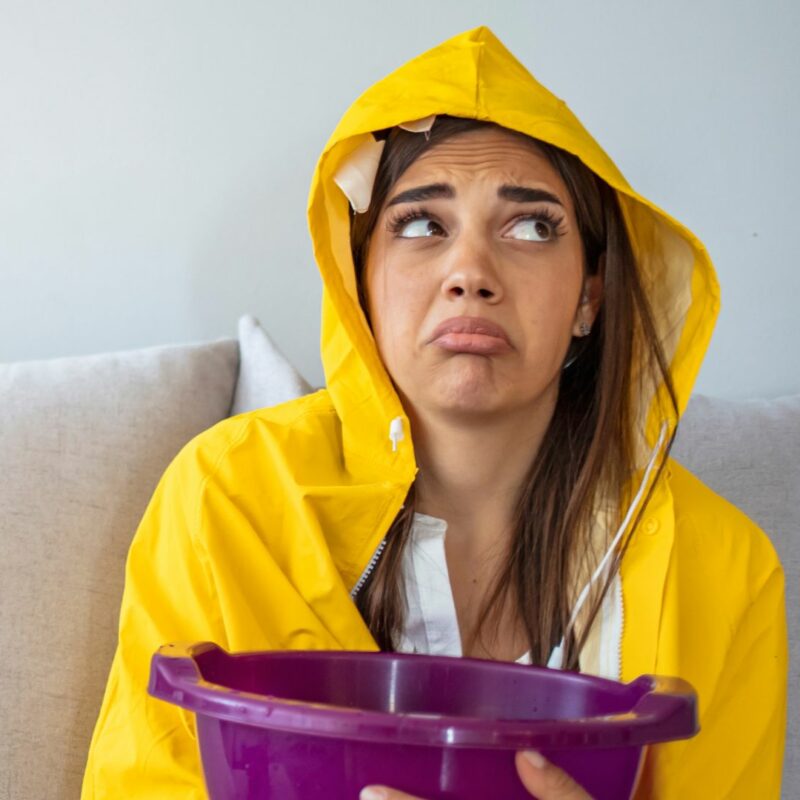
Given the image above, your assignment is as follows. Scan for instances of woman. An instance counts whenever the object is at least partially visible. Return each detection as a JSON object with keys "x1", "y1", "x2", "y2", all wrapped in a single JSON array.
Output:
[{"x1": 82, "y1": 27, "x2": 787, "y2": 799}]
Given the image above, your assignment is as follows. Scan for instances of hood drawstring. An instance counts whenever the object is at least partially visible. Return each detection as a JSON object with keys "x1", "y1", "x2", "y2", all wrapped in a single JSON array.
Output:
[
  {"x1": 389, "y1": 417, "x2": 405, "y2": 452},
  {"x1": 546, "y1": 420, "x2": 671, "y2": 670}
]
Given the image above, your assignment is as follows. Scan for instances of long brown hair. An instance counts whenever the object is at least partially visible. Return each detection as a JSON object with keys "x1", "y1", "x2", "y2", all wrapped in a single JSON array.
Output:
[{"x1": 351, "y1": 116, "x2": 678, "y2": 670}]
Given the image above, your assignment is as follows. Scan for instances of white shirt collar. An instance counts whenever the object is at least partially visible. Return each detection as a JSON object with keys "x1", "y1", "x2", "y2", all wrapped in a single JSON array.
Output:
[
  {"x1": 396, "y1": 512, "x2": 622, "y2": 678},
  {"x1": 397, "y1": 513, "x2": 532, "y2": 664}
]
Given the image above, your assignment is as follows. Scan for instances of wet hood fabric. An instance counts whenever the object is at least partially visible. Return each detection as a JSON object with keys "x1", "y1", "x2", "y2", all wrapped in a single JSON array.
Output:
[{"x1": 307, "y1": 25, "x2": 720, "y2": 479}]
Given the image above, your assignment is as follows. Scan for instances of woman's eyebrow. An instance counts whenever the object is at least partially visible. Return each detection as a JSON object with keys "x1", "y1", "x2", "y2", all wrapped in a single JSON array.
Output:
[
  {"x1": 498, "y1": 185, "x2": 563, "y2": 206},
  {"x1": 386, "y1": 182, "x2": 563, "y2": 207},
  {"x1": 386, "y1": 183, "x2": 454, "y2": 206}
]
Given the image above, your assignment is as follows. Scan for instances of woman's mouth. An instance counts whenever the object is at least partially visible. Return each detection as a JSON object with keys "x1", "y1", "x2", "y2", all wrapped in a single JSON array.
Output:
[{"x1": 428, "y1": 316, "x2": 513, "y2": 355}]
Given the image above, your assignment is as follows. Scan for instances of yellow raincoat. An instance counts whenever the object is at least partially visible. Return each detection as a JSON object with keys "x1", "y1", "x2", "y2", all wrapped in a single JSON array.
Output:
[{"x1": 82, "y1": 26, "x2": 787, "y2": 799}]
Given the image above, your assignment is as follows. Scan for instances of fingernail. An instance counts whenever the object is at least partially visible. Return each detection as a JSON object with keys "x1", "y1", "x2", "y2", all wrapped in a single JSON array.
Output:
[
  {"x1": 360, "y1": 788, "x2": 388, "y2": 800},
  {"x1": 522, "y1": 750, "x2": 547, "y2": 769}
]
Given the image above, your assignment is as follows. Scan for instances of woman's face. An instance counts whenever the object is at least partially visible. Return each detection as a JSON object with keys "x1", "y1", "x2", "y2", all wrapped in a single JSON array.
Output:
[{"x1": 364, "y1": 127, "x2": 601, "y2": 422}]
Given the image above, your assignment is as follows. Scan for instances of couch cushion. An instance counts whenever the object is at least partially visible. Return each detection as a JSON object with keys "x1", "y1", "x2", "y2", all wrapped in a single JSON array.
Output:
[
  {"x1": 672, "y1": 393, "x2": 799, "y2": 795},
  {"x1": 0, "y1": 339, "x2": 238, "y2": 799},
  {"x1": 229, "y1": 313, "x2": 312, "y2": 416}
]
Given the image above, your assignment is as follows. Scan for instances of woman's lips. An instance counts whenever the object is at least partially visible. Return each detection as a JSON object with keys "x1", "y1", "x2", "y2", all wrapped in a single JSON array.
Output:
[{"x1": 428, "y1": 316, "x2": 513, "y2": 355}]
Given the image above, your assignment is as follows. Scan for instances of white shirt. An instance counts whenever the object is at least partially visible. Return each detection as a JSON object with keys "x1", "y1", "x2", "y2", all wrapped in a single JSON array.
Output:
[{"x1": 396, "y1": 513, "x2": 623, "y2": 679}]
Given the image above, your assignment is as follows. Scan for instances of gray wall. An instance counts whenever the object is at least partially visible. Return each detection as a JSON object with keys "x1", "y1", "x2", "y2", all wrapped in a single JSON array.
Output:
[{"x1": 1, "y1": 0, "x2": 797, "y2": 398}]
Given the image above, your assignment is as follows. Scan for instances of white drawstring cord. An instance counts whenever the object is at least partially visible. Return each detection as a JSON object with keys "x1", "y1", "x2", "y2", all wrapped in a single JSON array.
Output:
[
  {"x1": 389, "y1": 417, "x2": 405, "y2": 452},
  {"x1": 547, "y1": 420, "x2": 670, "y2": 670}
]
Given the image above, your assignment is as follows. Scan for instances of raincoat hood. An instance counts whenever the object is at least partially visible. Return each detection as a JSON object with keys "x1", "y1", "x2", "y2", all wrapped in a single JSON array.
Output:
[{"x1": 307, "y1": 25, "x2": 720, "y2": 478}]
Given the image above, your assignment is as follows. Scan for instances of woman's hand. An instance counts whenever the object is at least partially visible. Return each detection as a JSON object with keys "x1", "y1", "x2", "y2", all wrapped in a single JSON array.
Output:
[{"x1": 359, "y1": 750, "x2": 593, "y2": 799}]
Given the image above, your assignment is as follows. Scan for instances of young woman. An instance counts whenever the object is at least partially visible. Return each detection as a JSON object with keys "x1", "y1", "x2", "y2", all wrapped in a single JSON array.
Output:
[{"x1": 82, "y1": 27, "x2": 787, "y2": 799}]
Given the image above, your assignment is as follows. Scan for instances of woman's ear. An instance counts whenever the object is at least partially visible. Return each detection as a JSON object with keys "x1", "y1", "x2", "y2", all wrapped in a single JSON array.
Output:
[{"x1": 572, "y1": 253, "x2": 605, "y2": 337}]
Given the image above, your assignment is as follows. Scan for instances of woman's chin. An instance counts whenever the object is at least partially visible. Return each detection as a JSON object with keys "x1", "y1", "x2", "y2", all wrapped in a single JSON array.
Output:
[
  {"x1": 398, "y1": 359, "x2": 557, "y2": 421},
  {"x1": 415, "y1": 374, "x2": 525, "y2": 419}
]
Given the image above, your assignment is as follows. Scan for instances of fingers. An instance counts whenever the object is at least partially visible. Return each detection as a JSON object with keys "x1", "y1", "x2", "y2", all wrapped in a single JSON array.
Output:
[
  {"x1": 360, "y1": 787, "x2": 426, "y2": 800},
  {"x1": 359, "y1": 752, "x2": 592, "y2": 800},
  {"x1": 515, "y1": 750, "x2": 593, "y2": 799}
]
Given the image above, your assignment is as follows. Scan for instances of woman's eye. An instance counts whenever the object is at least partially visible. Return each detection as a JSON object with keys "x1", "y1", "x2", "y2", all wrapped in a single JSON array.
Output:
[
  {"x1": 508, "y1": 217, "x2": 555, "y2": 242},
  {"x1": 396, "y1": 217, "x2": 444, "y2": 238}
]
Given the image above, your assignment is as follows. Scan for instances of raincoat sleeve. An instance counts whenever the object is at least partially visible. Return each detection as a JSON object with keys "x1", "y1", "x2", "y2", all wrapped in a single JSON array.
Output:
[
  {"x1": 81, "y1": 437, "x2": 223, "y2": 798},
  {"x1": 636, "y1": 518, "x2": 788, "y2": 798}
]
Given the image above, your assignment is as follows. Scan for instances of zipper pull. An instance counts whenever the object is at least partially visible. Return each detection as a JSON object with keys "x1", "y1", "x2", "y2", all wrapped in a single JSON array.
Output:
[{"x1": 389, "y1": 417, "x2": 405, "y2": 452}]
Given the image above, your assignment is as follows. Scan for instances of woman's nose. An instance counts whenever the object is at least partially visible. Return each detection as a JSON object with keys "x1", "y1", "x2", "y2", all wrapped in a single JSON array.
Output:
[{"x1": 440, "y1": 239, "x2": 503, "y2": 302}]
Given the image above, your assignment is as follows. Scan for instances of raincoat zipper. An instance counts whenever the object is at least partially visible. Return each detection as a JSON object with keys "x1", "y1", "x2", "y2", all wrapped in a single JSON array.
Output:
[
  {"x1": 350, "y1": 538, "x2": 387, "y2": 599},
  {"x1": 550, "y1": 421, "x2": 669, "y2": 672}
]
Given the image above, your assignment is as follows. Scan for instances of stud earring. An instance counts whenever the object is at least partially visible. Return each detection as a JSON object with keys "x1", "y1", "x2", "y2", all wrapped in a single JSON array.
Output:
[{"x1": 579, "y1": 322, "x2": 591, "y2": 336}]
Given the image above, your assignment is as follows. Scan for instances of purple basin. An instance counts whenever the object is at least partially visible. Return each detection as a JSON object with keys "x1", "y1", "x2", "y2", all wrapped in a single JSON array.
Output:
[{"x1": 149, "y1": 642, "x2": 698, "y2": 800}]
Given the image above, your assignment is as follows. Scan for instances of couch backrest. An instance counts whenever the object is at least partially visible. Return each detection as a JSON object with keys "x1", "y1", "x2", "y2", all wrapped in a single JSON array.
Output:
[
  {"x1": 672, "y1": 393, "x2": 800, "y2": 797},
  {"x1": 0, "y1": 340, "x2": 239, "y2": 800}
]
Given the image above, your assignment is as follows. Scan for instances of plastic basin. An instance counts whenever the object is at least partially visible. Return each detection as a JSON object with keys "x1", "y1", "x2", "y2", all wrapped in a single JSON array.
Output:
[{"x1": 149, "y1": 642, "x2": 698, "y2": 799}]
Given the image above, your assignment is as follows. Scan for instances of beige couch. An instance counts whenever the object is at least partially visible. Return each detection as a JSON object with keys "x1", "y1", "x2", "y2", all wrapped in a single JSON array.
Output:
[{"x1": 1, "y1": 315, "x2": 796, "y2": 799}]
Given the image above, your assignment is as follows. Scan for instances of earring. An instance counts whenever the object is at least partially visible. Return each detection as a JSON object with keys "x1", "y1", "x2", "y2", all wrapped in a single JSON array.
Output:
[{"x1": 579, "y1": 322, "x2": 591, "y2": 336}]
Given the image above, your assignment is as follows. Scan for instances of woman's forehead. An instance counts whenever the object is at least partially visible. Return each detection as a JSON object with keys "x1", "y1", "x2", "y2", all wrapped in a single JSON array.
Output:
[{"x1": 389, "y1": 129, "x2": 571, "y2": 205}]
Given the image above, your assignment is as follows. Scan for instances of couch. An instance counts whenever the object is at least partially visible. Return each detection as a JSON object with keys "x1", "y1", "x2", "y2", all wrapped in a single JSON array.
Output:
[{"x1": 0, "y1": 314, "x2": 796, "y2": 799}]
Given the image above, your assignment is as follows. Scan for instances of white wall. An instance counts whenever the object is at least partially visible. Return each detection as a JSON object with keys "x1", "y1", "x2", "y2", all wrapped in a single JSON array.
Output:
[{"x1": 1, "y1": 0, "x2": 797, "y2": 399}]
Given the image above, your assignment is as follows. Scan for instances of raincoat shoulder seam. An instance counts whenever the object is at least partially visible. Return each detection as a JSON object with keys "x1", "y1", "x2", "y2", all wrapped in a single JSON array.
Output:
[
  {"x1": 191, "y1": 418, "x2": 257, "y2": 540},
  {"x1": 254, "y1": 403, "x2": 337, "y2": 429},
  {"x1": 668, "y1": 459, "x2": 759, "y2": 528},
  {"x1": 187, "y1": 402, "x2": 339, "y2": 545},
  {"x1": 667, "y1": 459, "x2": 781, "y2": 597},
  {"x1": 231, "y1": 392, "x2": 336, "y2": 430}
]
